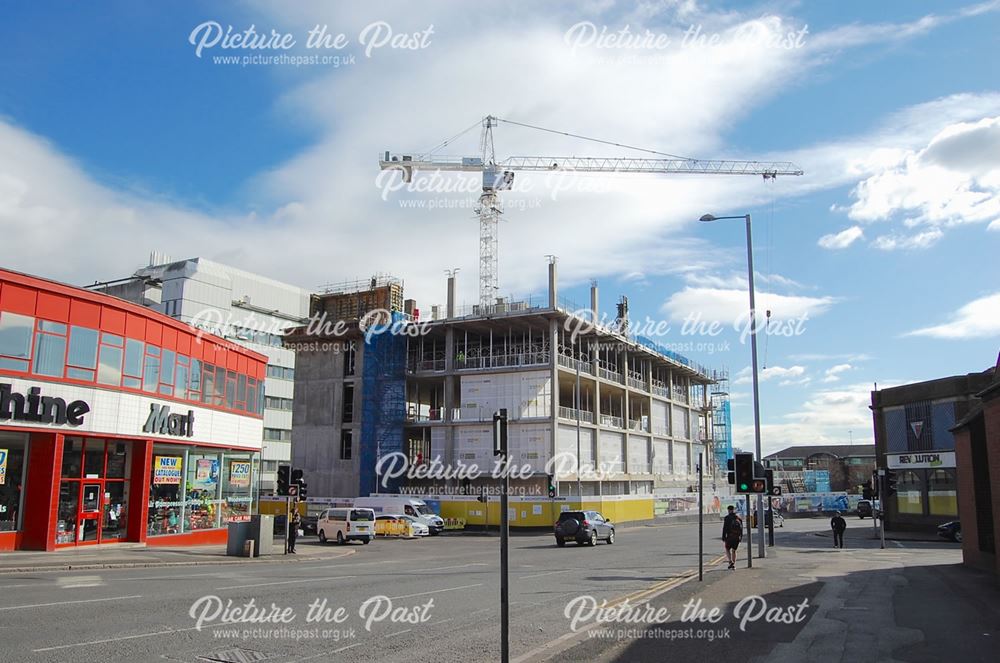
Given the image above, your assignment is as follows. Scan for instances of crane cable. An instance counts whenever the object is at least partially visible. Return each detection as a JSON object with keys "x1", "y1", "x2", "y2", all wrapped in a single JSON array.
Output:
[
  {"x1": 419, "y1": 119, "x2": 483, "y2": 159},
  {"x1": 762, "y1": 176, "x2": 775, "y2": 370},
  {"x1": 495, "y1": 116, "x2": 698, "y2": 161}
]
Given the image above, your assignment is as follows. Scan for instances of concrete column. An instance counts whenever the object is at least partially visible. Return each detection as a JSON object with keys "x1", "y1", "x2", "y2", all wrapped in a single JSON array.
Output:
[
  {"x1": 590, "y1": 280, "x2": 599, "y2": 323},
  {"x1": 548, "y1": 257, "x2": 558, "y2": 309},
  {"x1": 446, "y1": 274, "x2": 456, "y2": 319}
]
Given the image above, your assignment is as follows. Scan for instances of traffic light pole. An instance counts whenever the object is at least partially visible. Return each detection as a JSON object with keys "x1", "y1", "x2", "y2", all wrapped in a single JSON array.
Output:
[
  {"x1": 284, "y1": 496, "x2": 290, "y2": 555},
  {"x1": 698, "y1": 453, "x2": 703, "y2": 582},
  {"x1": 745, "y1": 494, "x2": 752, "y2": 569},
  {"x1": 494, "y1": 409, "x2": 510, "y2": 663},
  {"x1": 879, "y1": 470, "x2": 886, "y2": 549}
]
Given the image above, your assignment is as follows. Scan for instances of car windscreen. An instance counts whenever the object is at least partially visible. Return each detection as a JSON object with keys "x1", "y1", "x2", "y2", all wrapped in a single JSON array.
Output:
[
  {"x1": 351, "y1": 510, "x2": 374, "y2": 521},
  {"x1": 558, "y1": 512, "x2": 585, "y2": 521}
]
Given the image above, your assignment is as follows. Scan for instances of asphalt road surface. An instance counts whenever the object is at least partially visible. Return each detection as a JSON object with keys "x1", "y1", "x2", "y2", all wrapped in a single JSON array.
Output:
[{"x1": 0, "y1": 521, "x2": 725, "y2": 662}]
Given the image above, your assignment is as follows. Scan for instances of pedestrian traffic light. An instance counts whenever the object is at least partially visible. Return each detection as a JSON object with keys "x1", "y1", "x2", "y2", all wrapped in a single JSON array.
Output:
[
  {"x1": 297, "y1": 478, "x2": 308, "y2": 499},
  {"x1": 277, "y1": 464, "x2": 291, "y2": 496},
  {"x1": 477, "y1": 490, "x2": 487, "y2": 503},
  {"x1": 885, "y1": 469, "x2": 898, "y2": 497},
  {"x1": 727, "y1": 458, "x2": 736, "y2": 485},
  {"x1": 863, "y1": 486, "x2": 873, "y2": 500},
  {"x1": 547, "y1": 475, "x2": 556, "y2": 499},
  {"x1": 734, "y1": 452, "x2": 754, "y2": 492}
]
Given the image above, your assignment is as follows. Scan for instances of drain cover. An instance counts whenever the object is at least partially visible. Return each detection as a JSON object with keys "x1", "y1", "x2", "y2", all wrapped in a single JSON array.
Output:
[{"x1": 198, "y1": 648, "x2": 269, "y2": 663}]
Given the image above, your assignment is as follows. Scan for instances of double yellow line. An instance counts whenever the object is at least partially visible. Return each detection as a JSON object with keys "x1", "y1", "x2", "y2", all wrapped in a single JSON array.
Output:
[{"x1": 605, "y1": 553, "x2": 728, "y2": 608}]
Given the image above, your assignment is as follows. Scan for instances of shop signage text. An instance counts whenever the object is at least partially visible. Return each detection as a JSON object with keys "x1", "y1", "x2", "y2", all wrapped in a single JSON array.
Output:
[
  {"x1": 0, "y1": 383, "x2": 90, "y2": 427},
  {"x1": 143, "y1": 403, "x2": 195, "y2": 437},
  {"x1": 886, "y1": 451, "x2": 955, "y2": 470}
]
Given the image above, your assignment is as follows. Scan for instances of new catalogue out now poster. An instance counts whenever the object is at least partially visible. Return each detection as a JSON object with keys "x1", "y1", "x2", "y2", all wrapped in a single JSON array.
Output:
[{"x1": 153, "y1": 456, "x2": 183, "y2": 485}]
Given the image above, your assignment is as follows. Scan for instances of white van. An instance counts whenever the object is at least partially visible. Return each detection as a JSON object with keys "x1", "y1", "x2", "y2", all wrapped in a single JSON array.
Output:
[
  {"x1": 317, "y1": 507, "x2": 376, "y2": 545},
  {"x1": 353, "y1": 497, "x2": 444, "y2": 535}
]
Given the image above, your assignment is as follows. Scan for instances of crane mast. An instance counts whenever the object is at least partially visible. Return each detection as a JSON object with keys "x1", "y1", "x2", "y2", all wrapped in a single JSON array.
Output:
[{"x1": 380, "y1": 116, "x2": 803, "y2": 308}]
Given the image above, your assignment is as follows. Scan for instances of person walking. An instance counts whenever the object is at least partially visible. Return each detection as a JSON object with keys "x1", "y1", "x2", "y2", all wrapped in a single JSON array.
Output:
[
  {"x1": 722, "y1": 505, "x2": 744, "y2": 569},
  {"x1": 831, "y1": 511, "x2": 847, "y2": 549},
  {"x1": 288, "y1": 509, "x2": 301, "y2": 554}
]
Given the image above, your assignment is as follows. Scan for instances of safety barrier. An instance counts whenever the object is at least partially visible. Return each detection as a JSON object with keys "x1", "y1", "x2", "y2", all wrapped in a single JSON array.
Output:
[{"x1": 375, "y1": 518, "x2": 416, "y2": 538}]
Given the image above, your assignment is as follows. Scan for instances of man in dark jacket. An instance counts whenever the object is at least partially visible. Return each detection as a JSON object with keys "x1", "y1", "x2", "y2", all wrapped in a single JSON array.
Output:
[
  {"x1": 831, "y1": 511, "x2": 847, "y2": 548},
  {"x1": 722, "y1": 505, "x2": 743, "y2": 569}
]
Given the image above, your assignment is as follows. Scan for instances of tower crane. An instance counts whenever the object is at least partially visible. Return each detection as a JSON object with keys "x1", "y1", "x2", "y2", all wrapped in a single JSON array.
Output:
[{"x1": 380, "y1": 116, "x2": 803, "y2": 308}]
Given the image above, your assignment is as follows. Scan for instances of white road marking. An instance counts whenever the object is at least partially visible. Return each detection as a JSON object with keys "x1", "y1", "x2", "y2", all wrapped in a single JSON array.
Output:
[
  {"x1": 122, "y1": 572, "x2": 224, "y2": 581},
  {"x1": 388, "y1": 583, "x2": 483, "y2": 601},
  {"x1": 415, "y1": 562, "x2": 488, "y2": 573},
  {"x1": 216, "y1": 575, "x2": 355, "y2": 590},
  {"x1": 385, "y1": 628, "x2": 412, "y2": 638},
  {"x1": 520, "y1": 569, "x2": 575, "y2": 580},
  {"x1": 2, "y1": 595, "x2": 141, "y2": 612},
  {"x1": 32, "y1": 623, "x2": 229, "y2": 652},
  {"x1": 57, "y1": 575, "x2": 104, "y2": 588},
  {"x1": 294, "y1": 641, "x2": 363, "y2": 662}
]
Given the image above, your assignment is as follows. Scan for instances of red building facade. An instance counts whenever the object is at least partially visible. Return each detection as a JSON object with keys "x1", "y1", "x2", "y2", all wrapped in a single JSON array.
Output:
[{"x1": 0, "y1": 268, "x2": 266, "y2": 551}]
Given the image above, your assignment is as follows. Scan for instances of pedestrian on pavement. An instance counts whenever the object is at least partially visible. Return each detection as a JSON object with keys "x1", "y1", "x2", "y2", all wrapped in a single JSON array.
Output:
[
  {"x1": 722, "y1": 505, "x2": 743, "y2": 569},
  {"x1": 288, "y1": 510, "x2": 301, "y2": 554},
  {"x1": 831, "y1": 511, "x2": 847, "y2": 549}
]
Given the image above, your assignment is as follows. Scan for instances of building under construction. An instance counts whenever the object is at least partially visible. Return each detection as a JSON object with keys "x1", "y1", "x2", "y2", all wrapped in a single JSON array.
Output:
[{"x1": 287, "y1": 263, "x2": 728, "y2": 516}]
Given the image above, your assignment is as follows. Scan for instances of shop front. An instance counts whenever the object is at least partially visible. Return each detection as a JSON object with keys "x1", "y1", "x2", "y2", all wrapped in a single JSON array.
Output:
[{"x1": 0, "y1": 267, "x2": 266, "y2": 552}]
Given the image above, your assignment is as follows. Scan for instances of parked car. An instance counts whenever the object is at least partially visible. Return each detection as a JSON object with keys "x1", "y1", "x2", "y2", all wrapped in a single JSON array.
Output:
[
  {"x1": 937, "y1": 521, "x2": 962, "y2": 543},
  {"x1": 553, "y1": 510, "x2": 615, "y2": 547},
  {"x1": 857, "y1": 500, "x2": 874, "y2": 519},
  {"x1": 376, "y1": 513, "x2": 429, "y2": 537},
  {"x1": 353, "y1": 496, "x2": 445, "y2": 535},
  {"x1": 317, "y1": 508, "x2": 376, "y2": 545}
]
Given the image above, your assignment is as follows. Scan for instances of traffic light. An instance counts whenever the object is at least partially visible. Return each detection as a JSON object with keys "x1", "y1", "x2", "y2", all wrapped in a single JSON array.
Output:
[
  {"x1": 871, "y1": 471, "x2": 880, "y2": 499},
  {"x1": 734, "y1": 452, "x2": 754, "y2": 492},
  {"x1": 291, "y1": 468, "x2": 307, "y2": 499},
  {"x1": 547, "y1": 475, "x2": 557, "y2": 499},
  {"x1": 885, "y1": 469, "x2": 898, "y2": 497},
  {"x1": 765, "y1": 469, "x2": 781, "y2": 496},
  {"x1": 277, "y1": 464, "x2": 291, "y2": 496},
  {"x1": 863, "y1": 486, "x2": 873, "y2": 500},
  {"x1": 727, "y1": 458, "x2": 736, "y2": 485}
]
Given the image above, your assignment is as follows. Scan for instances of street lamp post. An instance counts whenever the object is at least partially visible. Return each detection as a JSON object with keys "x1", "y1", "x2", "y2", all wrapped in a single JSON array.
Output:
[{"x1": 700, "y1": 213, "x2": 765, "y2": 560}]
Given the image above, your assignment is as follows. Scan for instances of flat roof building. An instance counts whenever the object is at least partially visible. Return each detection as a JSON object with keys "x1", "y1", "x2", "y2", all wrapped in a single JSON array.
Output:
[{"x1": 0, "y1": 267, "x2": 266, "y2": 551}]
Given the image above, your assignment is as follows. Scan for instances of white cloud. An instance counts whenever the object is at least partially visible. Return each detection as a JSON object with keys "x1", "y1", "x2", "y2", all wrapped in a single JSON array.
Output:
[
  {"x1": 818, "y1": 226, "x2": 864, "y2": 249},
  {"x1": 734, "y1": 364, "x2": 807, "y2": 385},
  {"x1": 840, "y1": 117, "x2": 1000, "y2": 248},
  {"x1": 733, "y1": 382, "x2": 883, "y2": 455},
  {"x1": 905, "y1": 292, "x2": 1000, "y2": 339},
  {"x1": 822, "y1": 363, "x2": 854, "y2": 383},
  {"x1": 662, "y1": 287, "x2": 836, "y2": 327}
]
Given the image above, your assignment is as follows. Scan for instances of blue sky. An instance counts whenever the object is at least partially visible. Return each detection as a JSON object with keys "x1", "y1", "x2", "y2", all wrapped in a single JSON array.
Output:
[{"x1": 1, "y1": 1, "x2": 998, "y2": 454}]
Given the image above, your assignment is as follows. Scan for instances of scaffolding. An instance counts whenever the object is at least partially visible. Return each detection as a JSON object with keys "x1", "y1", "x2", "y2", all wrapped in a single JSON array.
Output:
[
  {"x1": 710, "y1": 369, "x2": 734, "y2": 475},
  {"x1": 359, "y1": 312, "x2": 408, "y2": 496}
]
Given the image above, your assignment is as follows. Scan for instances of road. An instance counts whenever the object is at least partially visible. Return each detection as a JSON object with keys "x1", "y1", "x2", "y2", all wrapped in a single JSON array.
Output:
[{"x1": 0, "y1": 520, "x2": 726, "y2": 662}]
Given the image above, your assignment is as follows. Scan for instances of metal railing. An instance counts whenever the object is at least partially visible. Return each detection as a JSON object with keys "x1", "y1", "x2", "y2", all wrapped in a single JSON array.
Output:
[
  {"x1": 627, "y1": 376, "x2": 646, "y2": 390},
  {"x1": 455, "y1": 351, "x2": 550, "y2": 370},
  {"x1": 628, "y1": 419, "x2": 649, "y2": 432},
  {"x1": 557, "y1": 354, "x2": 593, "y2": 373},
  {"x1": 407, "y1": 358, "x2": 446, "y2": 373},
  {"x1": 598, "y1": 367, "x2": 623, "y2": 383},
  {"x1": 558, "y1": 406, "x2": 594, "y2": 423},
  {"x1": 600, "y1": 414, "x2": 624, "y2": 429}
]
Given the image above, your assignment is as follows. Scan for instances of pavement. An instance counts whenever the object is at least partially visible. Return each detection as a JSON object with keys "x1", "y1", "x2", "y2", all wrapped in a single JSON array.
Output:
[
  {"x1": 534, "y1": 519, "x2": 997, "y2": 663},
  {"x1": 0, "y1": 536, "x2": 355, "y2": 573}
]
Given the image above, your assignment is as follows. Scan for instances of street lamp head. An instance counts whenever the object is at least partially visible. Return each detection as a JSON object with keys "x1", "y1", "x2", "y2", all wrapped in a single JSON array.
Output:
[{"x1": 699, "y1": 214, "x2": 717, "y2": 223}]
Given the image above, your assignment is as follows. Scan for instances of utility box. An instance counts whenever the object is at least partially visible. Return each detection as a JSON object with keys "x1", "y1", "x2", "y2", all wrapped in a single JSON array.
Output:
[
  {"x1": 226, "y1": 521, "x2": 252, "y2": 557},
  {"x1": 226, "y1": 515, "x2": 275, "y2": 557},
  {"x1": 252, "y1": 515, "x2": 276, "y2": 556}
]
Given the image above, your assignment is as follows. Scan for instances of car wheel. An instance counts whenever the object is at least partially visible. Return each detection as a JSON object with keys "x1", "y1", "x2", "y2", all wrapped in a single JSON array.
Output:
[
  {"x1": 363, "y1": 538, "x2": 370, "y2": 545},
  {"x1": 337, "y1": 531, "x2": 345, "y2": 545},
  {"x1": 607, "y1": 529, "x2": 615, "y2": 545},
  {"x1": 556, "y1": 538, "x2": 566, "y2": 547},
  {"x1": 318, "y1": 530, "x2": 327, "y2": 544},
  {"x1": 589, "y1": 530, "x2": 597, "y2": 546}
]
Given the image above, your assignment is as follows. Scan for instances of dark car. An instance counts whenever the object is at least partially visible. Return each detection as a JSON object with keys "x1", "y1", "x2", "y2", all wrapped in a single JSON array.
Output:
[
  {"x1": 937, "y1": 521, "x2": 961, "y2": 543},
  {"x1": 553, "y1": 510, "x2": 615, "y2": 547},
  {"x1": 857, "y1": 500, "x2": 873, "y2": 519}
]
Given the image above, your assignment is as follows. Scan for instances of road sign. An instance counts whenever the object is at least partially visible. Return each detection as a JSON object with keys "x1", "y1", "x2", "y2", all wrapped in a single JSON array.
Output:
[
  {"x1": 770, "y1": 486, "x2": 782, "y2": 496},
  {"x1": 288, "y1": 484, "x2": 299, "y2": 497}
]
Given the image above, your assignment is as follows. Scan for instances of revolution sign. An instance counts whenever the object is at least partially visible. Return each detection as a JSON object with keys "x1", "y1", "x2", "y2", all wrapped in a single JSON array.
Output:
[{"x1": 886, "y1": 451, "x2": 955, "y2": 470}]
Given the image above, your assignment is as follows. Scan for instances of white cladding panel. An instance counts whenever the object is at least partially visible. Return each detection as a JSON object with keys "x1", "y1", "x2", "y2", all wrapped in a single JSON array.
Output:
[
  {"x1": 452, "y1": 422, "x2": 553, "y2": 473},
  {"x1": 556, "y1": 424, "x2": 595, "y2": 474},
  {"x1": 672, "y1": 405, "x2": 688, "y2": 439},
  {"x1": 598, "y1": 430, "x2": 625, "y2": 474},
  {"x1": 627, "y1": 436, "x2": 651, "y2": 474},
  {"x1": 0, "y1": 377, "x2": 263, "y2": 450},
  {"x1": 673, "y1": 441, "x2": 690, "y2": 474},
  {"x1": 651, "y1": 400, "x2": 669, "y2": 434},
  {"x1": 430, "y1": 426, "x2": 447, "y2": 464},
  {"x1": 652, "y1": 439, "x2": 671, "y2": 474},
  {"x1": 460, "y1": 371, "x2": 551, "y2": 420}
]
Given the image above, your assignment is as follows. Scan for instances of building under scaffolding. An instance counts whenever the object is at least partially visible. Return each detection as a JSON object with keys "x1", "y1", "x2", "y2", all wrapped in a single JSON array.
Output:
[{"x1": 287, "y1": 265, "x2": 722, "y2": 500}]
